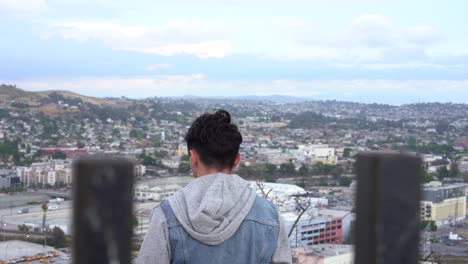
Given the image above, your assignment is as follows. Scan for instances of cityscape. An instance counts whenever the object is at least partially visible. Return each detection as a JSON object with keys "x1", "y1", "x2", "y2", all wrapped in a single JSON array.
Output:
[{"x1": 0, "y1": 85, "x2": 467, "y2": 263}]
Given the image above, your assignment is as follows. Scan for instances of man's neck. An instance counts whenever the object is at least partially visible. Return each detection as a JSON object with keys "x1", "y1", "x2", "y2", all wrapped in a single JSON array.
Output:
[{"x1": 195, "y1": 167, "x2": 232, "y2": 178}]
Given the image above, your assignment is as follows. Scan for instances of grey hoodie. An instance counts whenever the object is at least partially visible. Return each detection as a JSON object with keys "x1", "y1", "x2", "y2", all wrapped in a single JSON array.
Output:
[{"x1": 137, "y1": 173, "x2": 292, "y2": 264}]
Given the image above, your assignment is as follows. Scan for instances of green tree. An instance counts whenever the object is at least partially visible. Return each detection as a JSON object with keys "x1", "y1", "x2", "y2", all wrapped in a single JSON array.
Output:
[
  {"x1": 339, "y1": 176, "x2": 352, "y2": 186},
  {"x1": 132, "y1": 215, "x2": 139, "y2": 228},
  {"x1": 263, "y1": 163, "x2": 277, "y2": 176},
  {"x1": 422, "y1": 172, "x2": 434, "y2": 183},
  {"x1": 420, "y1": 220, "x2": 437, "y2": 232},
  {"x1": 77, "y1": 141, "x2": 85, "y2": 148},
  {"x1": 178, "y1": 162, "x2": 191, "y2": 174},
  {"x1": 279, "y1": 162, "x2": 296, "y2": 176},
  {"x1": 129, "y1": 129, "x2": 145, "y2": 139},
  {"x1": 407, "y1": 136, "x2": 417, "y2": 147},
  {"x1": 298, "y1": 165, "x2": 309, "y2": 176},
  {"x1": 51, "y1": 226, "x2": 67, "y2": 248},
  {"x1": 18, "y1": 224, "x2": 31, "y2": 232},
  {"x1": 450, "y1": 163, "x2": 460, "y2": 177},
  {"x1": 154, "y1": 150, "x2": 168, "y2": 159},
  {"x1": 52, "y1": 151, "x2": 67, "y2": 160},
  {"x1": 180, "y1": 155, "x2": 190, "y2": 162},
  {"x1": 437, "y1": 166, "x2": 450, "y2": 179},
  {"x1": 343, "y1": 148, "x2": 352, "y2": 158}
]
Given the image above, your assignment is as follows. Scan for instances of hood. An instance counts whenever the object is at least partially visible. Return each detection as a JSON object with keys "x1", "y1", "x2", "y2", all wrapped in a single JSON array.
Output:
[{"x1": 168, "y1": 173, "x2": 256, "y2": 245}]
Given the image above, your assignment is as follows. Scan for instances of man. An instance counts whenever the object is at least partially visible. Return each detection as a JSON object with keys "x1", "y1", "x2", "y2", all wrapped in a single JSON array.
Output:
[{"x1": 138, "y1": 110, "x2": 291, "y2": 264}]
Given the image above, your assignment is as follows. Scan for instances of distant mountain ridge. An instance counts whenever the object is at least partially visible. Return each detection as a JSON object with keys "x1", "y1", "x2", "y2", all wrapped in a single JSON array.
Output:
[{"x1": 169, "y1": 94, "x2": 314, "y2": 103}]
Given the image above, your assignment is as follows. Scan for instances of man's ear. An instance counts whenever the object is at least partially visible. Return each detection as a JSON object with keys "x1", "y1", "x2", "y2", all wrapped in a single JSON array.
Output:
[
  {"x1": 233, "y1": 153, "x2": 241, "y2": 169},
  {"x1": 190, "y1": 149, "x2": 199, "y2": 176},
  {"x1": 190, "y1": 149, "x2": 198, "y2": 167}
]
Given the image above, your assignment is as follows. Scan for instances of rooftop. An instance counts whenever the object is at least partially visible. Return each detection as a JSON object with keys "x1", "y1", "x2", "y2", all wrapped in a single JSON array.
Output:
[{"x1": 293, "y1": 244, "x2": 354, "y2": 258}]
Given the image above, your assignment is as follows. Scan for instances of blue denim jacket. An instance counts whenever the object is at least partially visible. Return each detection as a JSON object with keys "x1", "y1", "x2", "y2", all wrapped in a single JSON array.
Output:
[{"x1": 160, "y1": 195, "x2": 279, "y2": 264}]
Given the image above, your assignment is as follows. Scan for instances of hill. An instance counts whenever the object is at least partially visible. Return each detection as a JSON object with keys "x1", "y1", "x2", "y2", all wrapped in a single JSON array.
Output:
[{"x1": 0, "y1": 84, "x2": 140, "y2": 116}]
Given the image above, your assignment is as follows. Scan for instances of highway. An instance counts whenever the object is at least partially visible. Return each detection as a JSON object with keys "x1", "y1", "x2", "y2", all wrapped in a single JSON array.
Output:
[{"x1": 0, "y1": 197, "x2": 159, "y2": 236}]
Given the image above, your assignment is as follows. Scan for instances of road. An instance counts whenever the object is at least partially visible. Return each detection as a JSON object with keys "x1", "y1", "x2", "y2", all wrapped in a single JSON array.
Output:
[{"x1": 0, "y1": 196, "x2": 159, "y2": 237}]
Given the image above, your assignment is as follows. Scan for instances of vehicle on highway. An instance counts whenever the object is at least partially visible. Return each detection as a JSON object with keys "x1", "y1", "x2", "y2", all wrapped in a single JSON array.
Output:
[
  {"x1": 48, "y1": 198, "x2": 64, "y2": 204},
  {"x1": 47, "y1": 205, "x2": 58, "y2": 211},
  {"x1": 17, "y1": 208, "x2": 29, "y2": 214}
]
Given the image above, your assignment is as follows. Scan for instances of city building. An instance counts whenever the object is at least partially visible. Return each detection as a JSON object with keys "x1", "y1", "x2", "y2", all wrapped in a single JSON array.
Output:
[
  {"x1": 134, "y1": 164, "x2": 146, "y2": 178},
  {"x1": 134, "y1": 183, "x2": 182, "y2": 201},
  {"x1": 16, "y1": 160, "x2": 73, "y2": 187},
  {"x1": 291, "y1": 244, "x2": 354, "y2": 264},
  {"x1": 296, "y1": 144, "x2": 337, "y2": 165},
  {"x1": 284, "y1": 209, "x2": 353, "y2": 248},
  {"x1": 0, "y1": 169, "x2": 20, "y2": 189},
  {"x1": 421, "y1": 183, "x2": 467, "y2": 225}
]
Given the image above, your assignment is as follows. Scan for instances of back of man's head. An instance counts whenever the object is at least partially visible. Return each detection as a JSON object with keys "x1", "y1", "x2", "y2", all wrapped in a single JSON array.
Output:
[{"x1": 184, "y1": 109, "x2": 242, "y2": 171}]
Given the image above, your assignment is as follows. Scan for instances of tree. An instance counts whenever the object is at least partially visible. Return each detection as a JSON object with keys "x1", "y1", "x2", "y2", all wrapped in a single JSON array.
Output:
[
  {"x1": 298, "y1": 165, "x2": 309, "y2": 176},
  {"x1": 180, "y1": 155, "x2": 190, "y2": 162},
  {"x1": 339, "y1": 176, "x2": 352, "y2": 186},
  {"x1": 154, "y1": 150, "x2": 168, "y2": 159},
  {"x1": 51, "y1": 151, "x2": 66, "y2": 160},
  {"x1": 437, "y1": 166, "x2": 449, "y2": 179},
  {"x1": 420, "y1": 220, "x2": 437, "y2": 232},
  {"x1": 343, "y1": 148, "x2": 352, "y2": 158},
  {"x1": 129, "y1": 129, "x2": 145, "y2": 139},
  {"x1": 178, "y1": 162, "x2": 191, "y2": 174},
  {"x1": 407, "y1": 136, "x2": 417, "y2": 147},
  {"x1": 263, "y1": 163, "x2": 277, "y2": 176},
  {"x1": 279, "y1": 162, "x2": 296, "y2": 176},
  {"x1": 422, "y1": 172, "x2": 434, "y2": 183},
  {"x1": 77, "y1": 141, "x2": 85, "y2": 148},
  {"x1": 132, "y1": 215, "x2": 139, "y2": 228},
  {"x1": 450, "y1": 163, "x2": 460, "y2": 178},
  {"x1": 51, "y1": 226, "x2": 66, "y2": 248},
  {"x1": 18, "y1": 224, "x2": 30, "y2": 232}
]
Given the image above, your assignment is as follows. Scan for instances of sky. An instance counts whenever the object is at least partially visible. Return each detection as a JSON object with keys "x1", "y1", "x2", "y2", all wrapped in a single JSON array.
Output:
[{"x1": 1, "y1": 0, "x2": 468, "y2": 104}]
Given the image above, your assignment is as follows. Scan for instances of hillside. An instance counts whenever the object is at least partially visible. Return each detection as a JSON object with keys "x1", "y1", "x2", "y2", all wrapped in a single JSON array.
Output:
[{"x1": 0, "y1": 84, "x2": 141, "y2": 116}]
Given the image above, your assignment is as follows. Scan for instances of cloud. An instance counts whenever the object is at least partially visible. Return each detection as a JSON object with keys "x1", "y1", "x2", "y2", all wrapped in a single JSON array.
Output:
[
  {"x1": 48, "y1": 19, "x2": 231, "y2": 58},
  {"x1": 0, "y1": 0, "x2": 46, "y2": 11},
  {"x1": 264, "y1": 14, "x2": 442, "y2": 65},
  {"x1": 404, "y1": 25, "x2": 441, "y2": 45},
  {"x1": 146, "y1": 64, "x2": 171, "y2": 71},
  {"x1": 348, "y1": 14, "x2": 395, "y2": 47},
  {"x1": 118, "y1": 41, "x2": 231, "y2": 58},
  {"x1": 0, "y1": 0, "x2": 46, "y2": 17},
  {"x1": 54, "y1": 22, "x2": 151, "y2": 42}
]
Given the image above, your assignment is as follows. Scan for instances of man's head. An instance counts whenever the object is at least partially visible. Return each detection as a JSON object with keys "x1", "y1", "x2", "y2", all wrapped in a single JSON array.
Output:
[{"x1": 184, "y1": 109, "x2": 242, "y2": 177}]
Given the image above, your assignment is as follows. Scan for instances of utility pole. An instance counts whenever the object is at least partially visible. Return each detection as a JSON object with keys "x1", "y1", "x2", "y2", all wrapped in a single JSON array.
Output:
[{"x1": 44, "y1": 227, "x2": 47, "y2": 248}]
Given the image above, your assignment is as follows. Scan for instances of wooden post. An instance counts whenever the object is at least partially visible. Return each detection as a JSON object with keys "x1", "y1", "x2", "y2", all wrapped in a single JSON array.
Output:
[
  {"x1": 72, "y1": 156, "x2": 134, "y2": 264},
  {"x1": 355, "y1": 152, "x2": 422, "y2": 264}
]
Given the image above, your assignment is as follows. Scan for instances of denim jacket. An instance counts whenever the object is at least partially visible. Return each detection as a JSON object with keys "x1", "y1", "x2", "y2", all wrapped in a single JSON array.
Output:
[{"x1": 160, "y1": 195, "x2": 280, "y2": 264}]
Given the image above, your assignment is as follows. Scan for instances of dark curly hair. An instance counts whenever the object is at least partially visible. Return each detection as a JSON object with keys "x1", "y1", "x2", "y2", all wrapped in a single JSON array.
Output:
[{"x1": 184, "y1": 109, "x2": 243, "y2": 170}]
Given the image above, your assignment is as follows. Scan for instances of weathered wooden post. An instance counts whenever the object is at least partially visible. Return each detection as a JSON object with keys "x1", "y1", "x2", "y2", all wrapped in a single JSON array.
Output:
[
  {"x1": 72, "y1": 156, "x2": 134, "y2": 264},
  {"x1": 355, "y1": 152, "x2": 422, "y2": 264}
]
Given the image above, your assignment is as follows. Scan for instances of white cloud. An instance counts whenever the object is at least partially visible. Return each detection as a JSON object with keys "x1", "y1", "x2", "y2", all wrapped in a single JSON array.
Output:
[
  {"x1": 0, "y1": 0, "x2": 46, "y2": 11},
  {"x1": 263, "y1": 14, "x2": 442, "y2": 65},
  {"x1": 48, "y1": 19, "x2": 231, "y2": 58},
  {"x1": 55, "y1": 22, "x2": 151, "y2": 42},
  {"x1": 118, "y1": 41, "x2": 231, "y2": 58},
  {"x1": 44, "y1": 14, "x2": 443, "y2": 63},
  {"x1": 348, "y1": 14, "x2": 395, "y2": 47},
  {"x1": 404, "y1": 25, "x2": 441, "y2": 45},
  {"x1": 146, "y1": 63, "x2": 171, "y2": 71}
]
